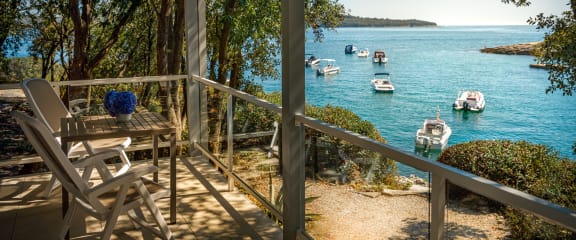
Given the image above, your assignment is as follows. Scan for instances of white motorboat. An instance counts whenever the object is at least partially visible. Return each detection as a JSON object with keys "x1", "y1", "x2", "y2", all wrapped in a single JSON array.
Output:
[
  {"x1": 305, "y1": 54, "x2": 320, "y2": 67},
  {"x1": 371, "y1": 72, "x2": 394, "y2": 93},
  {"x1": 316, "y1": 59, "x2": 340, "y2": 75},
  {"x1": 373, "y1": 49, "x2": 388, "y2": 64},
  {"x1": 452, "y1": 90, "x2": 485, "y2": 112},
  {"x1": 357, "y1": 48, "x2": 369, "y2": 57},
  {"x1": 415, "y1": 107, "x2": 452, "y2": 151},
  {"x1": 345, "y1": 44, "x2": 357, "y2": 54}
]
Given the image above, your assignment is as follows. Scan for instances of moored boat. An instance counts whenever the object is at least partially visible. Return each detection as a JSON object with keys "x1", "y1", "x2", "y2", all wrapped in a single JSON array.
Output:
[
  {"x1": 316, "y1": 59, "x2": 340, "y2": 76},
  {"x1": 371, "y1": 72, "x2": 394, "y2": 93},
  {"x1": 345, "y1": 44, "x2": 357, "y2": 54},
  {"x1": 415, "y1": 107, "x2": 452, "y2": 151},
  {"x1": 373, "y1": 49, "x2": 388, "y2": 64},
  {"x1": 357, "y1": 48, "x2": 369, "y2": 57},
  {"x1": 452, "y1": 90, "x2": 485, "y2": 112},
  {"x1": 305, "y1": 54, "x2": 320, "y2": 67}
]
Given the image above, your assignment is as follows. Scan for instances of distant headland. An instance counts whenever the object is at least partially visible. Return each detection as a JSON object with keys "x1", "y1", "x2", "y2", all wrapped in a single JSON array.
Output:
[
  {"x1": 340, "y1": 15, "x2": 437, "y2": 27},
  {"x1": 480, "y1": 41, "x2": 551, "y2": 69},
  {"x1": 480, "y1": 42, "x2": 542, "y2": 56}
]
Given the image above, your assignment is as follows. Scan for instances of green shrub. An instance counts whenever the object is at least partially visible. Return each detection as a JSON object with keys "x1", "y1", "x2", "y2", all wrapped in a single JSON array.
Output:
[{"x1": 438, "y1": 140, "x2": 576, "y2": 239}]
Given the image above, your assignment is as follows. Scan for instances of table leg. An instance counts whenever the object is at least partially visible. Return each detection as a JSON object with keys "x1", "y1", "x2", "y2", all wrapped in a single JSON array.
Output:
[
  {"x1": 170, "y1": 131, "x2": 176, "y2": 224},
  {"x1": 61, "y1": 142, "x2": 70, "y2": 240},
  {"x1": 153, "y1": 135, "x2": 159, "y2": 182}
]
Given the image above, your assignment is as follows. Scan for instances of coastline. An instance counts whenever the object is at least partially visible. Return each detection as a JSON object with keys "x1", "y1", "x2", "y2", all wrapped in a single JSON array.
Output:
[{"x1": 480, "y1": 41, "x2": 542, "y2": 56}]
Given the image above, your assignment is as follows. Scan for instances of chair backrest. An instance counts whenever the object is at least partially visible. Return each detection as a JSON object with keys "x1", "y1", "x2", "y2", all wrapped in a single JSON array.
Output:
[
  {"x1": 20, "y1": 78, "x2": 71, "y2": 135},
  {"x1": 11, "y1": 111, "x2": 87, "y2": 198}
]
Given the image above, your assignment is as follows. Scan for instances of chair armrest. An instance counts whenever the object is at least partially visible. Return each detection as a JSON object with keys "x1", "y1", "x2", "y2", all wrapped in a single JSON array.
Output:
[
  {"x1": 72, "y1": 150, "x2": 122, "y2": 168},
  {"x1": 88, "y1": 164, "x2": 158, "y2": 197}
]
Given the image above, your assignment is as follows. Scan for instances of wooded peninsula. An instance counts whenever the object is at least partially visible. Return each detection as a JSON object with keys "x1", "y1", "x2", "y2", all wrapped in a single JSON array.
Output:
[{"x1": 340, "y1": 15, "x2": 437, "y2": 27}]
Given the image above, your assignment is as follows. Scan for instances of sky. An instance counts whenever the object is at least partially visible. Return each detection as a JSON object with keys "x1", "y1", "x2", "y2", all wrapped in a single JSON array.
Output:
[{"x1": 337, "y1": 0, "x2": 570, "y2": 26}]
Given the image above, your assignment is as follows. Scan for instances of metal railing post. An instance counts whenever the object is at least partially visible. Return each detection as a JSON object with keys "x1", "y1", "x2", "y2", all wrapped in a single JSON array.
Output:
[
  {"x1": 430, "y1": 174, "x2": 446, "y2": 239},
  {"x1": 227, "y1": 94, "x2": 234, "y2": 191}
]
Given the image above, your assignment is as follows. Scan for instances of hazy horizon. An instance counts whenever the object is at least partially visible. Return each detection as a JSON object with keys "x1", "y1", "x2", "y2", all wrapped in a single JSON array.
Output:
[{"x1": 338, "y1": 0, "x2": 570, "y2": 26}]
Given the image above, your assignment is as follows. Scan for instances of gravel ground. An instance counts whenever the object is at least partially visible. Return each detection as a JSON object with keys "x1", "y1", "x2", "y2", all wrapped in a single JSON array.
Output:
[{"x1": 305, "y1": 181, "x2": 510, "y2": 240}]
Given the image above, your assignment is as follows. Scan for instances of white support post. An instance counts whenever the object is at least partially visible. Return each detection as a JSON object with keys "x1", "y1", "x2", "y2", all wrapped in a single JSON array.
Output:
[
  {"x1": 281, "y1": 0, "x2": 306, "y2": 238},
  {"x1": 184, "y1": 0, "x2": 207, "y2": 155}
]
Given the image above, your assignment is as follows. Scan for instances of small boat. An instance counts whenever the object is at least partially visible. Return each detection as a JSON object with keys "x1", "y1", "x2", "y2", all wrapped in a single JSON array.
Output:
[
  {"x1": 316, "y1": 59, "x2": 340, "y2": 76},
  {"x1": 305, "y1": 54, "x2": 320, "y2": 67},
  {"x1": 452, "y1": 90, "x2": 485, "y2": 112},
  {"x1": 345, "y1": 44, "x2": 357, "y2": 54},
  {"x1": 415, "y1": 107, "x2": 452, "y2": 151},
  {"x1": 371, "y1": 72, "x2": 394, "y2": 93},
  {"x1": 373, "y1": 50, "x2": 388, "y2": 64},
  {"x1": 357, "y1": 48, "x2": 369, "y2": 57}
]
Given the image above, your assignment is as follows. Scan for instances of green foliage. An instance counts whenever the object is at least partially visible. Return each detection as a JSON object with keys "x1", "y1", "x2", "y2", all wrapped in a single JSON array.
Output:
[
  {"x1": 305, "y1": 0, "x2": 347, "y2": 42},
  {"x1": 306, "y1": 104, "x2": 385, "y2": 143},
  {"x1": 504, "y1": 0, "x2": 576, "y2": 96},
  {"x1": 0, "y1": 57, "x2": 42, "y2": 83},
  {"x1": 305, "y1": 104, "x2": 397, "y2": 187},
  {"x1": 530, "y1": 11, "x2": 576, "y2": 96},
  {"x1": 438, "y1": 140, "x2": 576, "y2": 239},
  {"x1": 233, "y1": 81, "x2": 280, "y2": 134},
  {"x1": 0, "y1": 0, "x2": 30, "y2": 79}
]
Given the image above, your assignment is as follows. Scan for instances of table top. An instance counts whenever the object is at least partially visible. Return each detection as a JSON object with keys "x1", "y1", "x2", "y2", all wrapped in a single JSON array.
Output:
[{"x1": 60, "y1": 112, "x2": 175, "y2": 142}]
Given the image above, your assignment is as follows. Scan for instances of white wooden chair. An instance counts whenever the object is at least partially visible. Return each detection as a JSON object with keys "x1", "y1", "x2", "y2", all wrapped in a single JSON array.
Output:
[
  {"x1": 20, "y1": 78, "x2": 132, "y2": 198},
  {"x1": 11, "y1": 111, "x2": 174, "y2": 240}
]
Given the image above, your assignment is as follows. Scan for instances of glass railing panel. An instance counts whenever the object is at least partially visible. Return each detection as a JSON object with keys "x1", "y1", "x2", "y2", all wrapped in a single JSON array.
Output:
[
  {"x1": 230, "y1": 98, "x2": 283, "y2": 215},
  {"x1": 444, "y1": 183, "x2": 509, "y2": 239},
  {"x1": 444, "y1": 180, "x2": 575, "y2": 239},
  {"x1": 304, "y1": 135, "x2": 431, "y2": 239}
]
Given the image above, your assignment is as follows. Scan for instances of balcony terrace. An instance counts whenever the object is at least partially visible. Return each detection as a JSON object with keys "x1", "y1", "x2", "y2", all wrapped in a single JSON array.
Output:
[
  {"x1": 1, "y1": 1, "x2": 575, "y2": 239},
  {"x1": 0, "y1": 156, "x2": 282, "y2": 239}
]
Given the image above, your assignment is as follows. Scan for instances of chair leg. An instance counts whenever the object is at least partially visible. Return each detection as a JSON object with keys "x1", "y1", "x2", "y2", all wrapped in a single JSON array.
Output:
[
  {"x1": 102, "y1": 185, "x2": 129, "y2": 240},
  {"x1": 128, "y1": 208, "x2": 146, "y2": 230},
  {"x1": 135, "y1": 182, "x2": 173, "y2": 240},
  {"x1": 60, "y1": 201, "x2": 79, "y2": 239},
  {"x1": 41, "y1": 175, "x2": 60, "y2": 199}
]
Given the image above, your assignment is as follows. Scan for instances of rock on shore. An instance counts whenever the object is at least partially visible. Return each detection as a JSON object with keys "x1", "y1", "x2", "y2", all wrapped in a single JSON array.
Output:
[{"x1": 480, "y1": 41, "x2": 542, "y2": 56}]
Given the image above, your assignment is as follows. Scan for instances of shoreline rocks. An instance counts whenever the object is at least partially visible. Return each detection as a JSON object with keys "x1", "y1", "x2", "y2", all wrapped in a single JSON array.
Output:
[{"x1": 480, "y1": 41, "x2": 542, "y2": 56}]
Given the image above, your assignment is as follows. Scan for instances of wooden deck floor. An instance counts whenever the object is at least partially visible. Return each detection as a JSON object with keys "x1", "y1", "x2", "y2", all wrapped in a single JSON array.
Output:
[{"x1": 0, "y1": 156, "x2": 283, "y2": 240}]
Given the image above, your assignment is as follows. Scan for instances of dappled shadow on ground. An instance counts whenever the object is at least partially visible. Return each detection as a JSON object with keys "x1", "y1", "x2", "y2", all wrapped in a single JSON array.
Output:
[{"x1": 389, "y1": 218, "x2": 494, "y2": 240}]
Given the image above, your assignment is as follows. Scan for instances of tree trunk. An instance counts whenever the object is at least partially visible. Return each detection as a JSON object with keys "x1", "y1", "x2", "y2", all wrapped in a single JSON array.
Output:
[
  {"x1": 156, "y1": 0, "x2": 185, "y2": 154},
  {"x1": 68, "y1": 0, "x2": 140, "y2": 103},
  {"x1": 210, "y1": 0, "x2": 238, "y2": 155}
]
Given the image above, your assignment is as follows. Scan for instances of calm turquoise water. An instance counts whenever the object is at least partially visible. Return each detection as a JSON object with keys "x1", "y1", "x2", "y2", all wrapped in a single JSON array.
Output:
[{"x1": 261, "y1": 26, "x2": 576, "y2": 176}]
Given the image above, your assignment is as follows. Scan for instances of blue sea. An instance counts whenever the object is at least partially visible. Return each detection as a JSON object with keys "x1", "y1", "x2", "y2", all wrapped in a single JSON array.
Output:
[{"x1": 260, "y1": 26, "x2": 576, "y2": 176}]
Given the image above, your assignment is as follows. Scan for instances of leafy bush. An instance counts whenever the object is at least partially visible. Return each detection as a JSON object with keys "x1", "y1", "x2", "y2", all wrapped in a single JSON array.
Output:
[
  {"x1": 306, "y1": 104, "x2": 397, "y2": 188},
  {"x1": 438, "y1": 140, "x2": 576, "y2": 239}
]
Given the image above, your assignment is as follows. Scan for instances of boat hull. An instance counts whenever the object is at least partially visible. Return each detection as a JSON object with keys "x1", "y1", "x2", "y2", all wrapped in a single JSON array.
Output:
[
  {"x1": 317, "y1": 67, "x2": 340, "y2": 76},
  {"x1": 373, "y1": 57, "x2": 388, "y2": 64},
  {"x1": 373, "y1": 88, "x2": 394, "y2": 93}
]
